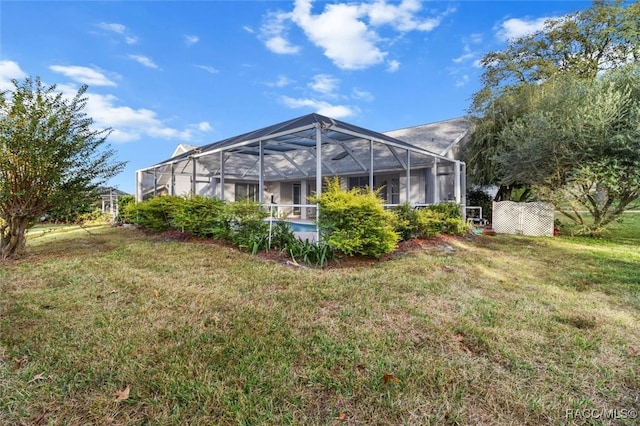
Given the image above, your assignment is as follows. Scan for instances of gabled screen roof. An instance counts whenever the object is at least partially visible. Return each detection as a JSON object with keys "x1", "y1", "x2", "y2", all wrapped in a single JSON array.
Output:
[{"x1": 154, "y1": 113, "x2": 441, "y2": 167}]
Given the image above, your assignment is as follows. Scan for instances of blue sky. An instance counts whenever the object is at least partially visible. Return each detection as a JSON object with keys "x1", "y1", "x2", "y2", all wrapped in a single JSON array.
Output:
[{"x1": 1, "y1": 0, "x2": 591, "y2": 194}]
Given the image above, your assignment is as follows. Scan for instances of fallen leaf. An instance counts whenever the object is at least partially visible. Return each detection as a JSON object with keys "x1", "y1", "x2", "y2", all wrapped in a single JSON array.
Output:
[
  {"x1": 629, "y1": 347, "x2": 639, "y2": 357},
  {"x1": 114, "y1": 385, "x2": 130, "y2": 402},
  {"x1": 14, "y1": 355, "x2": 28, "y2": 369},
  {"x1": 454, "y1": 332, "x2": 465, "y2": 342},
  {"x1": 153, "y1": 289, "x2": 160, "y2": 298},
  {"x1": 383, "y1": 373, "x2": 400, "y2": 384},
  {"x1": 31, "y1": 409, "x2": 48, "y2": 426},
  {"x1": 336, "y1": 412, "x2": 346, "y2": 421},
  {"x1": 27, "y1": 372, "x2": 46, "y2": 384}
]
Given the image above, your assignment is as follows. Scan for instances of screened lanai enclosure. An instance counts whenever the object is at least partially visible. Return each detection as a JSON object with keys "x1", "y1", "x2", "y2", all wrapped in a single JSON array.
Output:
[{"x1": 136, "y1": 113, "x2": 466, "y2": 220}]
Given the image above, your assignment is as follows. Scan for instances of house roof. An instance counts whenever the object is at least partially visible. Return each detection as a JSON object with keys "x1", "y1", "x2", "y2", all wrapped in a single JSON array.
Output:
[
  {"x1": 384, "y1": 117, "x2": 472, "y2": 158},
  {"x1": 97, "y1": 186, "x2": 129, "y2": 197}
]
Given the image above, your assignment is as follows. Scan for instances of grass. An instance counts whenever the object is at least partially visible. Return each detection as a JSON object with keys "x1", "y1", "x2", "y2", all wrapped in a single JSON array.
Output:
[{"x1": 1, "y1": 220, "x2": 639, "y2": 425}]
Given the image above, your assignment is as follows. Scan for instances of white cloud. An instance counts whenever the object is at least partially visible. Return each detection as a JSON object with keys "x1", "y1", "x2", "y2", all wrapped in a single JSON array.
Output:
[
  {"x1": 2, "y1": 62, "x2": 195, "y2": 144},
  {"x1": 496, "y1": 16, "x2": 554, "y2": 41},
  {"x1": 81, "y1": 91, "x2": 193, "y2": 142},
  {"x1": 129, "y1": 55, "x2": 159, "y2": 69},
  {"x1": 291, "y1": 0, "x2": 385, "y2": 70},
  {"x1": 266, "y1": 75, "x2": 293, "y2": 88},
  {"x1": 452, "y1": 33, "x2": 484, "y2": 65},
  {"x1": 309, "y1": 74, "x2": 339, "y2": 96},
  {"x1": 97, "y1": 22, "x2": 138, "y2": 44},
  {"x1": 265, "y1": 36, "x2": 301, "y2": 55},
  {"x1": 0, "y1": 60, "x2": 27, "y2": 90},
  {"x1": 352, "y1": 88, "x2": 374, "y2": 102},
  {"x1": 455, "y1": 75, "x2": 469, "y2": 87},
  {"x1": 196, "y1": 65, "x2": 219, "y2": 74},
  {"x1": 98, "y1": 22, "x2": 126, "y2": 34},
  {"x1": 365, "y1": 0, "x2": 443, "y2": 32},
  {"x1": 281, "y1": 96, "x2": 356, "y2": 118},
  {"x1": 261, "y1": 0, "x2": 448, "y2": 70},
  {"x1": 452, "y1": 51, "x2": 475, "y2": 64},
  {"x1": 386, "y1": 59, "x2": 400, "y2": 72},
  {"x1": 184, "y1": 34, "x2": 199, "y2": 46},
  {"x1": 55, "y1": 83, "x2": 191, "y2": 143},
  {"x1": 198, "y1": 121, "x2": 212, "y2": 132},
  {"x1": 50, "y1": 65, "x2": 117, "y2": 87},
  {"x1": 469, "y1": 33, "x2": 483, "y2": 44},
  {"x1": 243, "y1": 26, "x2": 255, "y2": 34},
  {"x1": 261, "y1": 10, "x2": 301, "y2": 55}
]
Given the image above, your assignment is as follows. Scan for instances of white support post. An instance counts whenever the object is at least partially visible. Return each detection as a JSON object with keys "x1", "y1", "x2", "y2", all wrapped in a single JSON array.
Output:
[
  {"x1": 406, "y1": 150, "x2": 411, "y2": 204},
  {"x1": 135, "y1": 170, "x2": 142, "y2": 201},
  {"x1": 220, "y1": 151, "x2": 225, "y2": 201},
  {"x1": 432, "y1": 158, "x2": 439, "y2": 203},
  {"x1": 301, "y1": 180, "x2": 308, "y2": 220},
  {"x1": 369, "y1": 140, "x2": 374, "y2": 190},
  {"x1": 153, "y1": 168, "x2": 157, "y2": 196},
  {"x1": 259, "y1": 140, "x2": 264, "y2": 203},
  {"x1": 315, "y1": 124, "x2": 322, "y2": 242},
  {"x1": 191, "y1": 158, "x2": 197, "y2": 196},
  {"x1": 460, "y1": 162, "x2": 467, "y2": 221},
  {"x1": 454, "y1": 160, "x2": 461, "y2": 204},
  {"x1": 170, "y1": 163, "x2": 175, "y2": 196}
]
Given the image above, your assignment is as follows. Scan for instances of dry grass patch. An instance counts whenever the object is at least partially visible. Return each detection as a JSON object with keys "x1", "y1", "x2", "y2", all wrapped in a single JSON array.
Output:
[{"x1": 1, "y1": 224, "x2": 639, "y2": 425}]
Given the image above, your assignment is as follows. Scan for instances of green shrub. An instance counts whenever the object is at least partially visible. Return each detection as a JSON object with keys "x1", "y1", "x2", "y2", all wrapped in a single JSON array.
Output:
[
  {"x1": 114, "y1": 195, "x2": 135, "y2": 224},
  {"x1": 76, "y1": 208, "x2": 108, "y2": 224},
  {"x1": 415, "y1": 203, "x2": 469, "y2": 238},
  {"x1": 415, "y1": 208, "x2": 445, "y2": 238},
  {"x1": 45, "y1": 191, "x2": 100, "y2": 224},
  {"x1": 224, "y1": 200, "x2": 269, "y2": 253},
  {"x1": 390, "y1": 202, "x2": 418, "y2": 241},
  {"x1": 172, "y1": 196, "x2": 228, "y2": 238},
  {"x1": 310, "y1": 177, "x2": 398, "y2": 258},
  {"x1": 428, "y1": 201, "x2": 462, "y2": 219},
  {"x1": 444, "y1": 217, "x2": 470, "y2": 235},
  {"x1": 125, "y1": 196, "x2": 183, "y2": 232}
]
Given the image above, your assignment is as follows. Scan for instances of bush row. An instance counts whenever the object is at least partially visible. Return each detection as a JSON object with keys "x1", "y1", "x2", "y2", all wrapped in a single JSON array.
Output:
[
  {"x1": 124, "y1": 182, "x2": 468, "y2": 266},
  {"x1": 391, "y1": 201, "x2": 469, "y2": 241}
]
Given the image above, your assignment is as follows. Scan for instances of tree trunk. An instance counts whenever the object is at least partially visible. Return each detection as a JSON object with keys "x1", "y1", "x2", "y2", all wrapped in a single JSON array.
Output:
[
  {"x1": 0, "y1": 216, "x2": 30, "y2": 260},
  {"x1": 495, "y1": 185, "x2": 512, "y2": 202}
]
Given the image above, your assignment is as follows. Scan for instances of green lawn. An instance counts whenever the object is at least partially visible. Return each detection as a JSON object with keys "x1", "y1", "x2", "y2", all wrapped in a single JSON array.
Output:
[{"x1": 1, "y1": 221, "x2": 639, "y2": 425}]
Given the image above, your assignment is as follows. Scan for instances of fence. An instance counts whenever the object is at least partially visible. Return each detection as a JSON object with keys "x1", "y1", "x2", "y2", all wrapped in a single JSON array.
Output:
[{"x1": 492, "y1": 201, "x2": 555, "y2": 236}]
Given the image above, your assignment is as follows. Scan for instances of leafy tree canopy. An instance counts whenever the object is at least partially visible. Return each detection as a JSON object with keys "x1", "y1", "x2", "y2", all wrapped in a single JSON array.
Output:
[
  {"x1": 0, "y1": 77, "x2": 126, "y2": 259},
  {"x1": 497, "y1": 65, "x2": 640, "y2": 233},
  {"x1": 464, "y1": 0, "x2": 640, "y2": 196}
]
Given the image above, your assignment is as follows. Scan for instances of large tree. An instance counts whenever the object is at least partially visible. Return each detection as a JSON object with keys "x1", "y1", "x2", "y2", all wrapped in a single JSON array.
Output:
[
  {"x1": 496, "y1": 66, "x2": 640, "y2": 233},
  {"x1": 0, "y1": 77, "x2": 126, "y2": 259},
  {"x1": 465, "y1": 0, "x2": 640, "y2": 199}
]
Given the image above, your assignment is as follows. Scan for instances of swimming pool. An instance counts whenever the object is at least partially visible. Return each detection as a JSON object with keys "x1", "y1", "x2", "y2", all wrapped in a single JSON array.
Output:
[{"x1": 265, "y1": 219, "x2": 317, "y2": 233}]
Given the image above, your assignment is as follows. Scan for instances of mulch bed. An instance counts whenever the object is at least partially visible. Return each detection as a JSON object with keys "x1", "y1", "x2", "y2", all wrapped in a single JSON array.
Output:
[{"x1": 150, "y1": 228, "x2": 466, "y2": 269}]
